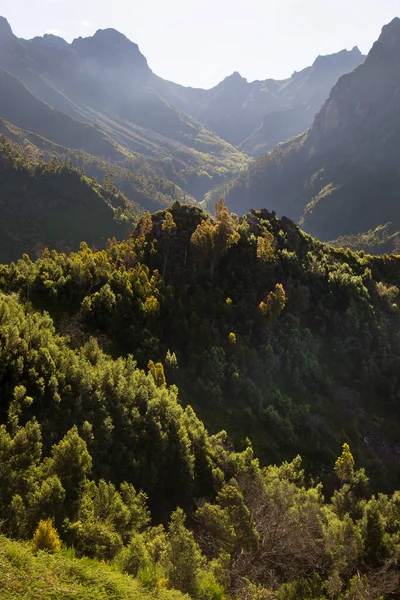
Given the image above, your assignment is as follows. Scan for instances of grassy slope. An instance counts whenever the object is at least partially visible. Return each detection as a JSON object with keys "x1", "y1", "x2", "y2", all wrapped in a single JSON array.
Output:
[{"x1": 0, "y1": 536, "x2": 186, "y2": 600}]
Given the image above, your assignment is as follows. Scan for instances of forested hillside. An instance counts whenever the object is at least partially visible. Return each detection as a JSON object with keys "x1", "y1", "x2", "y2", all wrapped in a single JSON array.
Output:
[
  {"x1": 4, "y1": 200, "x2": 400, "y2": 486},
  {"x1": 0, "y1": 118, "x2": 194, "y2": 214},
  {"x1": 0, "y1": 135, "x2": 135, "y2": 262},
  {"x1": 1, "y1": 203, "x2": 400, "y2": 597}
]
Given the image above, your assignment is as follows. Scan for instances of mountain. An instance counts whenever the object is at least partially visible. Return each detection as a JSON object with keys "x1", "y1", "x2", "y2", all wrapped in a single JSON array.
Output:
[
  {"x1": 0, "y1": 135, "x2": 134, "y2": 262},
  {"x1": 0, "y1": 15, "x2": 366, "y2": 207},
  {"x1": 0, "y1": 17, "x2": 249, "y2": 201},
  {"x1": 330, "y1": 223, "x2": 400, "y2": 254},
  {"x1": 0, "y1": 69, "x2": 120, "y2": 159},
  {"x1": 0, "y1": 115, "x2": 195, "y2": 214},
  {"x1": 218, "y1": 18, "x2": 400, "y2": 243},
  {"x1": 2, "y1": 14, "x2": 400, "y2": 599},
  {"x1": 153, "y1": 47, "x2": 365, "y2": 153}
]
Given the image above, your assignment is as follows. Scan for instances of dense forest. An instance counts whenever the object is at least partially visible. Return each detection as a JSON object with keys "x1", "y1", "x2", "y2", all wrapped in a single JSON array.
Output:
[
  {"x1": 1, "y1": 202, "x2": 400, "y2": 598},
  {"x1": 0, "y1": 134, "x2": 138, "y2": 262}
]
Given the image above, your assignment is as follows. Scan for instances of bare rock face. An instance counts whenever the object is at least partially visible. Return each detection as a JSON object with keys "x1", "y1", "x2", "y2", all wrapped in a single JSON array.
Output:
[
  {"x1": 311, "y1": 18, "x2": 400, "y2": 157},
  {"x1": 0, "y1": 16, "x2": 13, "y2": 41},
  {"x1": 316, "y1": 98, "x2": 340, "y2": 135},
  {"x1": 369, "y1": 17, "x2": 400, "y2": 60},
  {"x1": 223, "y1": 18, "x2": 400, "y2": 243},
  {"x1": 71, "y1": 28, "x2": 149, "y2": 71}
]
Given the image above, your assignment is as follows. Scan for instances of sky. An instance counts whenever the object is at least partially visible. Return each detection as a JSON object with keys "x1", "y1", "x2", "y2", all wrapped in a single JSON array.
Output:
[{"x1": 1, "y1": 0, "x2": 399, "y2": 88}]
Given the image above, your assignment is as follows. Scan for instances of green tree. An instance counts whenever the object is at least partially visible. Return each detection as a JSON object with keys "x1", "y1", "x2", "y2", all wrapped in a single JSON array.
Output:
[
  {"x1": 160, "y1": 211, "x2": 177, "y2": 278},
  {"x1": 361, "y1": 497, "x2": 390, "y2": 568},
  {"x1": 257, "y1": 230, "x2": 275, "y2": 263},
  {"x1": 165, "y1": 508, "x2": 202, "y2": 597},
  {"x1": 335, "y1": 443, "x2": 355, "y2": 483},
  {"x1": 50, "y1": 427, "x2": 92, "y2": 510}
]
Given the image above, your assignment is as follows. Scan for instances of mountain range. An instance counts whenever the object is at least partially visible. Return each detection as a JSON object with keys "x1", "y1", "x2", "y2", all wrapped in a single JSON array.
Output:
[
  {"x1": 154, "y1": 46, "x2": 364, "y2": 154},
  {"x1": 0, "y1": 15, "x2": 365, "y2": 206},
  {"x1": 219, "y1": 17, "x2": 400, "y2": 245},
  {"x1": 2, "y1": 15, "x2": 400, "y2": 254}
]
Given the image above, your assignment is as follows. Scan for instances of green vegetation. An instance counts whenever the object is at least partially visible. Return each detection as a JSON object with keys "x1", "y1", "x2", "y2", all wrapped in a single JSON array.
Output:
[
  {"x1": 3, "y1": 15, "x2": 400, "y2": 598},
  {"x1": 0, "y1": 118, "x2": 196, "y2": 213},
  {"x1": 1, "y1": 202, "x2": 400, "y2": 596},
  {"x1": 3, "y1": 201, "x2": 400, "y2": 486},
  {"x1": 0, "y1": 135, "x2": 136, "y2": 262},
  {"x1": 330, "y1": 223, "x2": 400, "y2": 255},
  {"x1": 0, "y1": 69, "x2": 120, "y2": 159},
  {"x1": 0, "y1": 535, "x2": 187, "y2": 599}
]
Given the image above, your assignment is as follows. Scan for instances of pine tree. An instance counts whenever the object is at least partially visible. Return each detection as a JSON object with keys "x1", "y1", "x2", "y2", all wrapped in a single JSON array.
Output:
[{"x1": 165, "y1": 508, "x2": 201, "y2": 597}]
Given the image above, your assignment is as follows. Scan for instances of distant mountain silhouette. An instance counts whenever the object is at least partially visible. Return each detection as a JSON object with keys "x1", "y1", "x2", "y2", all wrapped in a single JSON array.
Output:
[{"x1": 152, "y1": 47, "x2": 364, "y2": 152}]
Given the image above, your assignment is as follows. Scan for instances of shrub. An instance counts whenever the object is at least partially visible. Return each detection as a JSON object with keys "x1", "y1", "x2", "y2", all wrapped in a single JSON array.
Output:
[
  {"x1": 116, "y1": 532, "x2": 150, "y2": 576},
  {"x1": 32, "y1": 519, "x2": 61, "y2": 553},
  {"x1": 198, "y1": 570, "x2": 225, "y2": 600}
]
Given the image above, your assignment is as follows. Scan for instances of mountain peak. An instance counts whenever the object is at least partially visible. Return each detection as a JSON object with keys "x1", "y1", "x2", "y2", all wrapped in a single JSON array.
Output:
[
  {"x1": 219, "y1": 71, "x2": 248, "y2": 87},
  {"x1": 93, "y1": 27, "x2": 130, "y2": 42},
  {"x1": 71, "y1": 28, "x2": 148, "y2": 69},
  {"x1": 366, "y1": 17, "x2": 400, "y2": 65},
  {"x1": 312, "y1": 46, "x2": 364, "y2": 70},
  {"x1": 0, "y1": 16, "x2": 14, "y2": 41},
  {"x1": 42, "y1": 33, "x2": 69, "y2": 49},
  {"x1": 74, "y1": 27, "x2": 140, "y2": 52},
  {"x1": 378, "y1": 16, "x2": 400, "y2": 47},
  {"x1": 228, "y1": 71, "x2": 246, "y2": 80}
]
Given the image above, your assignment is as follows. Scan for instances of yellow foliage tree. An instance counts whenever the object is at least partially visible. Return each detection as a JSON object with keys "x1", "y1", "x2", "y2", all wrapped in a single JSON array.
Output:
[
  {"x1": 259, "y1": 283, "x2": 286, "y2": 324},
  {"x1": 334, "y1": 443, "x2": 355, "y2": 483},
  {"x1": 191, "y1": 200, "x2": 240, "y2": 278},
  {"x1": 148, "y1": 360, "x2": 167, "y2": 388},
  {"x1": 32, "y1": 519, "x2": 61, "y2": 553},
  {"x1": 257, "y1": 231, "x2": 275, "y2": 263}
]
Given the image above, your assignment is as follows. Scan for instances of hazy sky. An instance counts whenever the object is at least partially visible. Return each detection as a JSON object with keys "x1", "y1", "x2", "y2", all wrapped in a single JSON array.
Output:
[{"x1": 1, "y1": 0, "x2": 399, "y2": 88}]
